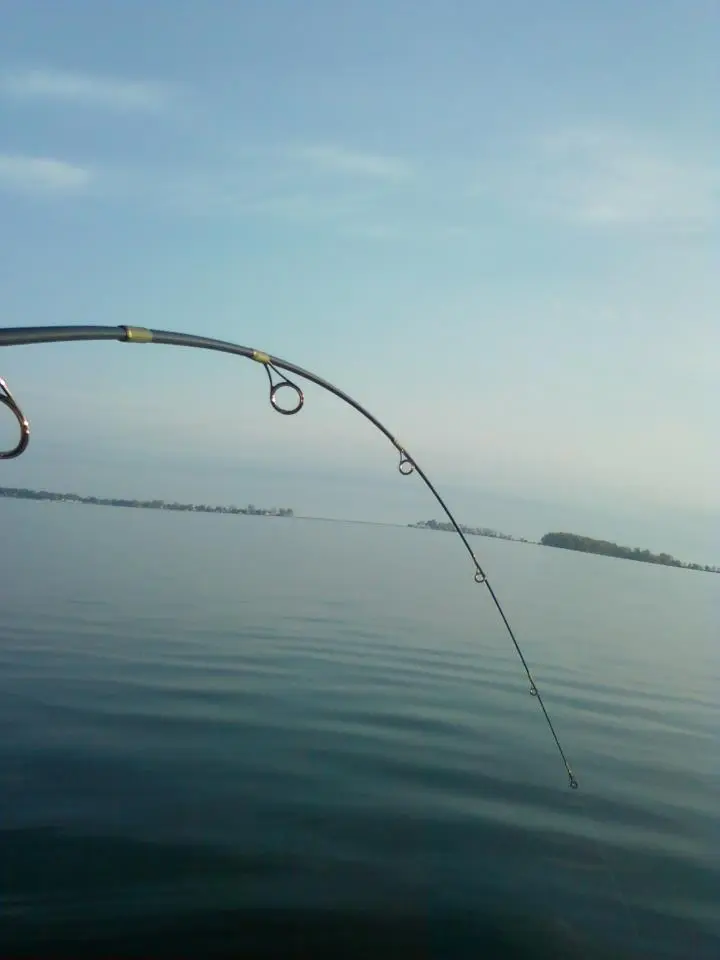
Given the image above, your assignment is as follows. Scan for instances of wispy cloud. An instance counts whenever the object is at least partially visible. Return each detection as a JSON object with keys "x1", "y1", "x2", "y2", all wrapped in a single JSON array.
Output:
[
  {"x1": 287, "y1": 144, "x2": 414, "y2": 181},
  {"x1": 0, "y1": 154, "x2": 92, "y2": 193},
  {"x1": 533, "y1": 128, "x2": 719, "y2": 229},
  {"x1": 0, "y1": 66, "x2": 173, "y2": 112},
  {"x1": 152, "y1": 142, "x2": 416, "y2": 223},
  {"x1": 160, "y1": 173, "x2": 373, "y2": 225}
]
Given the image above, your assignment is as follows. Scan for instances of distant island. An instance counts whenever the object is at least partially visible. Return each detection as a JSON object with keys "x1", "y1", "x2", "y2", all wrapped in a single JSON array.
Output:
[
  {"x1": 411, "y1": 519, "x2": 718, "y2": 574},
  {"x1": 539, "y1": 532, "x2": 719, "y2": 573},
  {"x1": 0, "y1": 486, "x2": 293, "y2": 517},
  {"x1": 409, "y1": 519, "x2": 529, "y2": 543}
]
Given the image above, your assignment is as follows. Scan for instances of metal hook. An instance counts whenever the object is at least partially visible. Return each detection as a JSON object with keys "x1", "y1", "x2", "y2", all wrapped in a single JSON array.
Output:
[
  {"x1": 0, "y1": 377, "x2": 30, "y2": 459},
  {"x1": 263, "y1": 363, "x2": 304, "y2": 416}
]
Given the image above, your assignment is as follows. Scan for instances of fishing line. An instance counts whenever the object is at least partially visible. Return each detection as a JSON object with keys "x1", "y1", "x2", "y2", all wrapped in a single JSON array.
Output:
[{"x1": 0, "y1": 323, "x2": 578, "y2": 789}]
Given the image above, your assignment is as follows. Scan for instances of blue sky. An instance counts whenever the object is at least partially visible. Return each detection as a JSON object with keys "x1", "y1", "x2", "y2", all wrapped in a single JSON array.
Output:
[{"x1": 0, "y1": 1, "x2": 718, "y2": 559}]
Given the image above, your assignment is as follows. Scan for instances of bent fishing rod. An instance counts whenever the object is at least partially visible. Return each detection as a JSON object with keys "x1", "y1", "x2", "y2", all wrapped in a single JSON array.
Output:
[{"x1": 0, "y1": 324, "x2": 578, "y2": 789}]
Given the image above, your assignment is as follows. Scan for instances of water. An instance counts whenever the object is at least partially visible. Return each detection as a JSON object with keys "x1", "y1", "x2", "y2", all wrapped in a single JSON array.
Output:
[{"x1": 1, "y1": 500, "x2": 718, "y2": 958}]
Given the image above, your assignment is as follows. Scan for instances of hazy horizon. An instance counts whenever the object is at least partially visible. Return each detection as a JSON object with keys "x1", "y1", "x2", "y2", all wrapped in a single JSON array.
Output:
[{"x1": 3, "y1": 437, "x2": 718, "y2": 567}]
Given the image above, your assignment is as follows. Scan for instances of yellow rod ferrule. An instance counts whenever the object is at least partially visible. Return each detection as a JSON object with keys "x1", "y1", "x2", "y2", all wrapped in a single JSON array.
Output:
[{"x1": 123, "y1": 326, "x2": 153, "y2": 343}]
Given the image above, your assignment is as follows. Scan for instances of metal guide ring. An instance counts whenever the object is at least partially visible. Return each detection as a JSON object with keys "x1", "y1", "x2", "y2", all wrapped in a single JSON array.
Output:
[
  {"x1": 0, "y1": 381, "x2": 30, "y2": 460},
  {"x1": 398, "y1": 456, "x2": 414, "y2": 476},
  {"x1": 270, "y1": 381, "x2": 304, "y2": 416}
]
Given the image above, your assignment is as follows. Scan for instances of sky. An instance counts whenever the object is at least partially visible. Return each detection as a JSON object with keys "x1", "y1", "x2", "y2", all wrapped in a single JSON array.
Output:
[{"x1": 0, "y1": 1, "x2": 718, "y2": 561}]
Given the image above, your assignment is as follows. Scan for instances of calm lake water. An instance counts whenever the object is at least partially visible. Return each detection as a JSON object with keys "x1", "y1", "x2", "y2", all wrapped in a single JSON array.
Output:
[{"x1": 1, "y1": 500, "x2": 718, "y2": 959}]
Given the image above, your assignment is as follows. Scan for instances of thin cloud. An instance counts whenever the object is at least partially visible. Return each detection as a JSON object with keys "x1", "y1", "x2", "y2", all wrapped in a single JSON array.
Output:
[
  {"x1": 288, "y1": 144, "x2": 413, "y2": 181},
  {"x1": 0, "y1": 154, "x2": 92, "y2": 193},
  {"x1": 153, "y1": 142, "x2": 415, "y2": 223},
  {"x1": 160, "y1": 172, "x2": 373, "y2": 225},
  {"x1": 534, "y1": 128, "x2": 719, "y2": 229},
  {"x1": 0, "y1": 66, "x2": 173, "y2": 111}
]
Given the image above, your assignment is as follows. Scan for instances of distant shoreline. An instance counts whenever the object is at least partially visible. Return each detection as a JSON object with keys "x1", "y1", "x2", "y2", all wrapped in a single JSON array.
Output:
[
  {"x1": 0, "y1": 486, "x2": 293, "y2": 518},
  {"x1": 538, "y1": 531, "x2": 718, "y2": 574},
  {"x1": 409, "y1": 519, "x2": 718, "y2": 574},
  {"x1": 408, "y1": 519, "x2": 532, "y2": 544},
  {"x1": 2, "y1": 485, "x2": 717, "y2": 573}
]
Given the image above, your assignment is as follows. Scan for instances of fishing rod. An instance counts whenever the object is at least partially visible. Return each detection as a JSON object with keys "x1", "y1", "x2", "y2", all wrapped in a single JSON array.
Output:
[{"x1": 0, "y1": 324, "x2": 578, "y2": 789}]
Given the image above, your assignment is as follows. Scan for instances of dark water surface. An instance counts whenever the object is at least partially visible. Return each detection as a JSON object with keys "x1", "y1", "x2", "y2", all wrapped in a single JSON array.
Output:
[{"x1": 1, "y1": 501, "x2": 718, "y2": 958}]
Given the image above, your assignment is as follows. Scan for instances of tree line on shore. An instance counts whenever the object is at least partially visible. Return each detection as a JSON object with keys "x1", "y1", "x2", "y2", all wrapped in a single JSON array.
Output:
[
  {"x1": 409, "y1": 519, "x2": 528, "y2": 542},
  {"x1": 539, "y1": 532, "x2": 718, "y2": 573},
  {"x1": 411, "y1": 519, "x2": 718, "y2": 574},
  {"x1": 4, "y1": 486, "x2": 716, "y2": 573},
  {"x1": 0, "y1": 486, "x2": 293, "y2": 517}
]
